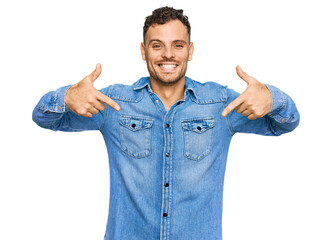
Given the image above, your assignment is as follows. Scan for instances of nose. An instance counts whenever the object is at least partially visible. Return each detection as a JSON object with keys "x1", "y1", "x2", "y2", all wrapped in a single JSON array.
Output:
[{"x1": 161, "y1": 45, "x2": 175, "y2": 59}]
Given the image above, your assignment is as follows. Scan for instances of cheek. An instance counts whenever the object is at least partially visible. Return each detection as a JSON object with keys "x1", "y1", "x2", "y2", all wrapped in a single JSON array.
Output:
[
  {"x1": 179, "y1": 51, "x2": 191, "y2": 61},
  {"x1": 146, "y1": 52, "x2": 157, "y2": 63}
]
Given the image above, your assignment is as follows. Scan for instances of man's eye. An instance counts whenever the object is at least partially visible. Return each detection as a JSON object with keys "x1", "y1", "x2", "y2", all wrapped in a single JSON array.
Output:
[
  {"x1": 152, "y1": 45, "x2": 161, "y2": 49},
  {"x1": 175, "y1": 44, "x2": 184, "y2": 48}
]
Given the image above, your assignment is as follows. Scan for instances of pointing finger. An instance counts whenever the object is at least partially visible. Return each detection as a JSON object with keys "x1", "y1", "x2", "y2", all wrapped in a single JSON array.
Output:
[
  {"x1": 222, "y1": 94, "x2": 245, "y2": 117},
  {"x1": 96, "y1": 91, "x2": 121, "y2": 111}
]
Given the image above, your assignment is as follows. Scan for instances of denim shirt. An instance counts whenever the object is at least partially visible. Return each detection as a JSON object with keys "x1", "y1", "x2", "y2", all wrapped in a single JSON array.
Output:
[{"x1": 32, "y1": 77, "x2": 300, "y2": 240}]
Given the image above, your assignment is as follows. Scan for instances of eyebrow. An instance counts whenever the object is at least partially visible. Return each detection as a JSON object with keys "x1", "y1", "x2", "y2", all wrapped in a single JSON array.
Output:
[{"x1": 148, "y1": 39, "x2": 188, "y2": 45}]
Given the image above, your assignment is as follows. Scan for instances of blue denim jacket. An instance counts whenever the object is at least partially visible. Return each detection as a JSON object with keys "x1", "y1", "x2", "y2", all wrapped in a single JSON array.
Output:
[{"x1": 33, "y1": 77, "x2": 299, "y2": 240}]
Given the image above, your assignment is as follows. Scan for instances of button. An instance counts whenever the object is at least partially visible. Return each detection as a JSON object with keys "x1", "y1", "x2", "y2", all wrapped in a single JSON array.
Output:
[
  {"x1": 155, "y1": 100, "x2": 159, "y2": 103},
  {"x1": 165, "y1": 152, "x2": 170, "y2": 157},
  {"x1": 176, "y1": 102, "x2": 181, "y2": 105},
  {"x1": 164, "y1": 183, "x2": 169, "y2": 187},
  {"x1": 131, "y1": 123, "x2": 136, "y2": 128},
  {"x1": 197, "y1": 126, "x2": 202, "y2": 131},
  {"x1": 165, "y1": 124, "x2": 170, "y2": 128},
  {"x1": 57, "y1": 106, "x2": 61, "y2": 110},
  {"x1": 163, "y1": 213, "x2": 168, "y2": 217},
  {"x1": 281, "y1": 119, "x2": 286, "y2": 123}
]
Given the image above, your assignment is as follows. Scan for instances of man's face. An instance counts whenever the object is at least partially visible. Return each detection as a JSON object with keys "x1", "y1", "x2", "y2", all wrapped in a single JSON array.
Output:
[{"x1": 140, "y1": 19, "x2": 194, "y2": 86}]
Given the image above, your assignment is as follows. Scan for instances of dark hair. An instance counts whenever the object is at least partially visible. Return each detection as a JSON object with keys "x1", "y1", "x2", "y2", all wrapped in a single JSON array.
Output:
[{"x1": 143, "y1": 6, "x2": 191, "y2": 43}]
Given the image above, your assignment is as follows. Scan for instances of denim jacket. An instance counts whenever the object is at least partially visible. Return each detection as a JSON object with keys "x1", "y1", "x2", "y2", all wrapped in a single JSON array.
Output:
[{"x1": 33, "y1": 77, "x2": 300, "y2": 240}]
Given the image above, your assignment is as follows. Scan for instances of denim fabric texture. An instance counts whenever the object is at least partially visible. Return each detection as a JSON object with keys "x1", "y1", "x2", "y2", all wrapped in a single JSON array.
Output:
[{"x1": 33, "y1": 77, "x2": 300, "y2": 240}]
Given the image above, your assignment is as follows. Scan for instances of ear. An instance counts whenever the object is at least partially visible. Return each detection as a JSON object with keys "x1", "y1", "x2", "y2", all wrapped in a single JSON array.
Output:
[
  {"x1": 188, "y1": 42, "x2": 194, "y2": 61},
  {"x1": 140, "y1": 42, "x2": 146, "y2": 61}
]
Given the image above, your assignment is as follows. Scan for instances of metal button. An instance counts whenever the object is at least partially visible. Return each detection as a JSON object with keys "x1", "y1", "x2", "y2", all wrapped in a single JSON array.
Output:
[
  {"x1": 197, "y1": 126, "x2": 202, "y2": 131},
  {"x1": 163, "y1": 213, "x2": 168, "y2": 217},
  {"x1": 131, "y1": 123, "x2": 136, "y2": 128},
  {"x1": 165, "y1": 152, "x2": 170, "y2": 157},
  {"x1": 164, "y1": 183, "x2": 169, "y2": 187},
  {"x1": 165, "y1": 124, "x2": 170, "y2": 128}
]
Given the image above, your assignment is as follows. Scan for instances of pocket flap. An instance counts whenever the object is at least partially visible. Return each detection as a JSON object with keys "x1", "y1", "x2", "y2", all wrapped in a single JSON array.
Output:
[
  {"x1": 120, "y1": 115, "x2": 153, "y2": 131},
  {"x1": 182, "y1": 118, "x2": 215, "y2": 134}
]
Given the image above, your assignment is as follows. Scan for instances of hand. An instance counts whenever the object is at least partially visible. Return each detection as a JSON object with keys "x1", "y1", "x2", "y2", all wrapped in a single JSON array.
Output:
[
  {"x1": 222, "y1": 65, "x2": 272, "y2": 120},
  {"x1": 65, "y1": 63, "x2": 120, "y2": 118}
]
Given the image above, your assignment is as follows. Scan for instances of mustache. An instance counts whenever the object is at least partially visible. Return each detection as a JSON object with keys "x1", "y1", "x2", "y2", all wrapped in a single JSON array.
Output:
[{"x1": 157, "y1": 59, "x2": 179, "y2": 64}]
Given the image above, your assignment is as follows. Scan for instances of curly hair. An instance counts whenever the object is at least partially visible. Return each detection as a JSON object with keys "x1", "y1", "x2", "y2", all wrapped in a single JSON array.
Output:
[{"x1": 143, "y1": 6, "x2": 191, "y2": 43}]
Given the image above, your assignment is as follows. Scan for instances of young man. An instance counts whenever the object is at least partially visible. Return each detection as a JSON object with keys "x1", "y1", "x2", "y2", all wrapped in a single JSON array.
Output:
[{"x1": 33, "y1": 6, "x2": 300, "y2": 240}]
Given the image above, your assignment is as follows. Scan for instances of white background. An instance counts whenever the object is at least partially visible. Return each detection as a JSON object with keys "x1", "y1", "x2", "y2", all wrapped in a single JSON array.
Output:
[{"x1": 1, "y1": 0, "x2": 331, "y2": 239}]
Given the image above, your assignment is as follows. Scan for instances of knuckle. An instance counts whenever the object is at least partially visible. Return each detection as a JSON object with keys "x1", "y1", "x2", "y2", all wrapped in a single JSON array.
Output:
[
  {"x1": 99, "y1": 104, "x2": 106, "y2": 111},
  {"x1": 87, "y1": 96, "x2": 95, "y2": 104},
  {"x1": 78, "y1": 109, "x2": 87, "y2": 116},
  {"x1": 84, "y1": 103, "x2": 92, "y2": 109},
  {"x1": 246, "y1": 101, "x2": 253, "y2": 107}
]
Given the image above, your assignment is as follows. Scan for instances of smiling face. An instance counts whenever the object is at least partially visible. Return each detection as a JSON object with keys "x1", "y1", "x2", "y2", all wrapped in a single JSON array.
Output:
[{"x1": 140, "y1": 19, "x2": 194, "y2": 86}]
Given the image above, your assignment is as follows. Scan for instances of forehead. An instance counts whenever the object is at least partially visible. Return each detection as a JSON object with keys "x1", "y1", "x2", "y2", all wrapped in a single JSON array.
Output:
[{"x1": 145, "y1": 19, "x2": 189, "y2": 43}]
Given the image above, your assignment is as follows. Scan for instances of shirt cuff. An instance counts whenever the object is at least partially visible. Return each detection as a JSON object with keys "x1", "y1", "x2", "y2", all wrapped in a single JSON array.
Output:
[
  {"x1": 265, "y1": 84, "x2": 286, "y2": 116},
  {"x1": 44, "y1": 85, "x2": 72, "y2": 113}
]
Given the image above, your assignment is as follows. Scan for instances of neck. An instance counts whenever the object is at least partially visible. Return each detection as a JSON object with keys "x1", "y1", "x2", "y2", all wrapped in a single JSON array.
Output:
[{"x1": 150, "y1": 77, "x2": 185, "y2": 111}]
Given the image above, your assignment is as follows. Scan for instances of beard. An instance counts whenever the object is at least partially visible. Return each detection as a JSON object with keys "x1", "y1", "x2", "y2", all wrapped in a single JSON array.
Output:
[{"x1": 149, "y1": 71, "x2": 185, "y2": 86}]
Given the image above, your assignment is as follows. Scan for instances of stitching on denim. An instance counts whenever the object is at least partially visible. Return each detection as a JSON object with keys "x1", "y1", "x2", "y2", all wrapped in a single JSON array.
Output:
[
  {"x1": 181, "y1": 117, "x2": 215, "y2": 161},
  {"x1": 183, "y1": 129, "x2": 213, "y2": 161},
  {"x1": 109, "y1": 90, "x2": 143, "y2": 102},
  {"x1": 119, "y1": 129, "x2": 152, "y2": 158},
  {"x1": 224, "y1": 102, "x2": 235, "y2": 136},
  {"x1": 190, "y1": 95, "x2": 225, "y2": 104},
  {"x1": 119, "y1": 115, "x2": 153, "y2": 158},
  {"x1": 100, "y1": 87, "x2": 112, "y2": 132},
  {"x1": 166, "y1": 107, "x2": 177, "y2": 240}
]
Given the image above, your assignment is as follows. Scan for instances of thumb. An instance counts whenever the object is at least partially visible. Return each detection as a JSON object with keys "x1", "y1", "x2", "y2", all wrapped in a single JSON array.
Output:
[
  {"x1": 88, "y1": 63, "x2": 102, "y2": 83},
  {"x1": 236, "y1": 65, "x2": 254, "y2": 85}
]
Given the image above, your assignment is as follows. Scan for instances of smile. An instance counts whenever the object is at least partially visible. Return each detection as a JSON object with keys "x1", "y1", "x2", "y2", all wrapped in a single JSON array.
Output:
[
  {"x1": 158, "y1": 64, "x2": 178, "y2": 68},
  {"x1": 157, "y1": 64, "x2": 179, "y2": 72}
]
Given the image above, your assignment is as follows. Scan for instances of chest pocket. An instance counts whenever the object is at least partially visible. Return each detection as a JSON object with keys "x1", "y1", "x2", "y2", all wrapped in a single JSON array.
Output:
[
  {"x1": 120, "y1": 115, "x2": 153, "y2": 158},
  {"x1": 182, "y1": 117, "x2": 215, "y2": 161}
]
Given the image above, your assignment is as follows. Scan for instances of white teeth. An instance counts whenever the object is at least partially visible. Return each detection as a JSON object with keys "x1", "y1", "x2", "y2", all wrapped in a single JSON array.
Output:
[{"x1": 160, "y1": 64, "x2": 176, "y2": 68}]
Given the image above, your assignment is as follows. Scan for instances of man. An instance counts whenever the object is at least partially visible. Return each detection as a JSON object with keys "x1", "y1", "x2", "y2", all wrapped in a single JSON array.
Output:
[{"x1": 33, "y1": 6, "x2": 300, "y2": 240}]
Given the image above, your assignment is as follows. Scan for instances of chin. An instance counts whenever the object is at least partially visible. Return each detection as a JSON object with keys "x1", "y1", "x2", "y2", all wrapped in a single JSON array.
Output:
[{"x1": 153, "y1": 74, "x2": 184, "y2": 86}]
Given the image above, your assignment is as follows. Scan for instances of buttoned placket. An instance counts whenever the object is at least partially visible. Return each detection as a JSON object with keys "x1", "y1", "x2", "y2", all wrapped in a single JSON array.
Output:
[{"x1": 147, "y1": 87, "x2": 186, "y2": 240}]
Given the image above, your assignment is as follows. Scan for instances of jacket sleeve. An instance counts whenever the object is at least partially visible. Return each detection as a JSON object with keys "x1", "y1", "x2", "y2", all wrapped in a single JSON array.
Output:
[
  {"x1": 225, "y1": 84, "x2": 300, "y2": 136},
  {"x1": 32, "y1": 85, "x2": 110, "y2": 132}
]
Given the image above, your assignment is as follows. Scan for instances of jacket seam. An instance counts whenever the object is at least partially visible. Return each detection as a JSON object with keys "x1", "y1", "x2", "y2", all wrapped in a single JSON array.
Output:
[
  {"x1": 223, "y1": 102, "x2": 235, "y2": 136},
  {"x1": 100, "y1": 87, "x2": 112, "y2": 132}
]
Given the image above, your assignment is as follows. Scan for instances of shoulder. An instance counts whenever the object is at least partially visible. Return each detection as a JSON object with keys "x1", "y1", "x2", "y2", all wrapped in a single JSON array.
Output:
[
  {"x1": 101, "y1": 78, "x2": 144, "y2": 102},
  {"x1": 189, "y1": 78, "x2": 230, "y2": 104}
]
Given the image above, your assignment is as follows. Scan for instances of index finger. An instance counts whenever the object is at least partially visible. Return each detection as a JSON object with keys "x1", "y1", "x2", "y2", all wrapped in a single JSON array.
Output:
[
  {"x1": 96, "y1": 91, "x2": 121, "y2": 111},
  {"x1": 222, "y1": 95, "x2": 244, "y2": 117}
]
